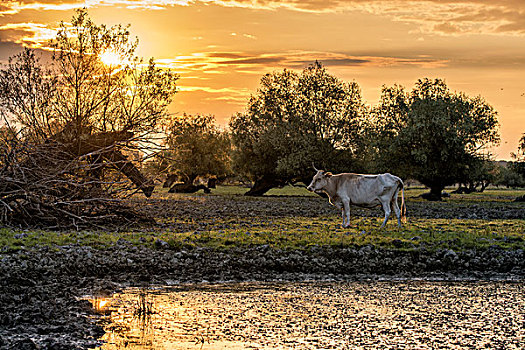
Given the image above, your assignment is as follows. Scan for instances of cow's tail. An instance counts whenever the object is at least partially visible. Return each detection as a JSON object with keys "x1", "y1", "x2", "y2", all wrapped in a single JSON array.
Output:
[{"x1": 399, "y1": 180, "x2": 407, "y2": 224}]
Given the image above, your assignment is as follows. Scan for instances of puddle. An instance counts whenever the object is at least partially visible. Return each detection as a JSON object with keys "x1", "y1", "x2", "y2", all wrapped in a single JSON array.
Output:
[{"x1": 95, "y1": 281, "x2": 524, "y2": 349}]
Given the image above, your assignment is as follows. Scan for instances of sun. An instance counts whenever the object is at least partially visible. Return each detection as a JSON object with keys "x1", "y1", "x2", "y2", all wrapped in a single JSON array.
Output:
[{"x1": 99, "y1": 50, "x2": 122, "y2": 66}]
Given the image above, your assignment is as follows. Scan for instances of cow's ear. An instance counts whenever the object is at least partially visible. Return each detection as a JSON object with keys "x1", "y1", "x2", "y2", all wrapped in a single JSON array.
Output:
[{"x1": 325, "y1": 172, "x2": 332, "y2": 177}]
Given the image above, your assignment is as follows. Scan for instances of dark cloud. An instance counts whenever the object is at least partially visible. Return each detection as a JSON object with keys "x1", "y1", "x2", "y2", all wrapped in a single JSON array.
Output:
[
  {"x1": 220, "y1": 57, "x2": 284, "y2": 65},
  {"x1": 206, "y1": 52, "x2": 247, "y2": 59},
  {"x1": 317, "y1": 58, "x2": 370, "y2": 66},
  {"x1": 0, "y1": 41, "x2": 52, "y2": 64},
  {"x1": 163, "y1": 50, "x2": 448, "y2": 72}
]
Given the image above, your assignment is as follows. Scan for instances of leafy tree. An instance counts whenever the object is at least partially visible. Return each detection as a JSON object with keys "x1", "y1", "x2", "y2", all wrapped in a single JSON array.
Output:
[
  {"x1": 494, "y1": 164, "x2": 525, "y2": 189},
  {"x1": 505, "y1": 133, "x2": 525, "y2": 201},
  {"x1": 373, "y1": 78, "x2": 499, "y2": 200},
  {"x1": 159, "y1": 114, "x2": 231, "y2": 192},
  {"x1": 230, "y1": 62, "x2": 367, "y2": 195},
  {"x1": 2, "y1": 9, "x2": 178, "y2": 142},
  {"x1": 513, "y1": 133, "x2": 525, "y2": 161},
  {"x1": 51, "y1": 9, "x2": 177, "y2": 137},
  {"x1": 455, "y1": 158, "x2": 497, "y2": 193},
  {"x1": 509, "y1": 134, "x2": 525, "y2": 179}
]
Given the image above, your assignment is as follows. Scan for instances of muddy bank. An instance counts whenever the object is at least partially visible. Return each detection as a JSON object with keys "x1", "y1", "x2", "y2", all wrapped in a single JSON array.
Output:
[{"x1": 1, "y1": 243, "x2": 524, "y2": 349}]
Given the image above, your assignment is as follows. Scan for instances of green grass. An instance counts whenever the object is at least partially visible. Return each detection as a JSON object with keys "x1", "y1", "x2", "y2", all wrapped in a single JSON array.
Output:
[
  {"x1": 166, "y1": 217, "x2": 524, "y2": 251},
  {"x1": 1, "y1": 217, "x2": 523, "y2": 253}
]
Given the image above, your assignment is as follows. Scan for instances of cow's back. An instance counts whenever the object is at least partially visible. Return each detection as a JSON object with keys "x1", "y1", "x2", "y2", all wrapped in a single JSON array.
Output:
[{"x1": 335, "y1": 173, "x2": 399, "y2": 207}]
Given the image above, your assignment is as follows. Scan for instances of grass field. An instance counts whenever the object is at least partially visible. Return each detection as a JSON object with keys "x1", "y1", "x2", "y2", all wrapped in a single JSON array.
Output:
[{"x1": 1, "y1": 186, "x2": 524, "y2": 253}]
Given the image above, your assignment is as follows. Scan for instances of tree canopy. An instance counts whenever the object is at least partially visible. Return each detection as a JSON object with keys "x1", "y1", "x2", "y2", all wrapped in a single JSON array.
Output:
[
  {"x1": 230, "y1": 62, "x2": 367, "y2": 195},
  {"x1": 158, "y1": 114, "x2": 231, "y2": 190},
  {"x1": 372, "y1": 78, "x2": 499, "y2": 200},
  {"x1": 1, "y1": 9, "x2": 178, "y2": 143}
]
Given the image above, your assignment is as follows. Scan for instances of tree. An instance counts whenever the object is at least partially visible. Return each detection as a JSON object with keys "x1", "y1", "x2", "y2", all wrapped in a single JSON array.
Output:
[
  {"x1": 0, "y1": 9, "x2": 178, "y2": 228},
  {"x1": 158, "y1": 114, "x2": 231, "y2": 193},
  {"x1": 494, "y1": 164, "x2": 525, "y2": 189},
  {"x1": 454, "y1": 157, "x2": 497, "y2": 193},
  {"x1": 509, "y1": 133, "x2": 525, "y2": 201},
  {"x1": 512, "y1": 133, "x2": 525, "y2": 161},
  {"x1": 373, "y1": 78, "x2": 499, "y2": 200},
  {"x1": 230, "y1": 62, "x2": 367, "y2": 196}
]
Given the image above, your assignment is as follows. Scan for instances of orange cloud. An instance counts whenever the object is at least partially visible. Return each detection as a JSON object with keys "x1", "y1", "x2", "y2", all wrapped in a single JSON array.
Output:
[
  {"x1": 155, "y1": 50, "x2": 449, "y2": 74},
  {"x1": 0, "y1": 22, "x2": 56, "y2": 48},
  {"x1": 2, "y1": 1, "x2": 524, "y2": 36},
  {"x1": 1, "y1": 0, "x2": 82, "y2": 14}
]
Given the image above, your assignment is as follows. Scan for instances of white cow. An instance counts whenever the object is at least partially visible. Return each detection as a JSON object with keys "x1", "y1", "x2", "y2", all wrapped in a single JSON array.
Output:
[{"x1": 307, "y1": 168, "x2": 406, "y2": 228}]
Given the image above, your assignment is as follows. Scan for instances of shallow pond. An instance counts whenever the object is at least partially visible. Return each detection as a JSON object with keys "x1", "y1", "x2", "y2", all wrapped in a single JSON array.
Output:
[{"x1": 95, "y1": 281, "x2": 524, "y2": 349}]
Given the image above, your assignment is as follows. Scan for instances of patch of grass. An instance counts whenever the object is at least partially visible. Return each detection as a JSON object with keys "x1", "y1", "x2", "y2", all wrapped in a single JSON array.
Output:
[
  {"x1": 154, "y1": 184, "x2": 316, "y2": 197},
  {"x1": 170, "y1": 217, "x2": 524, "y2": 251},
  {"x1": 2, "y1": 217, "x2": 523, "y2": 253},
  {"x1": 403, "y1": 187, "x2": 525, "y2": 202}
]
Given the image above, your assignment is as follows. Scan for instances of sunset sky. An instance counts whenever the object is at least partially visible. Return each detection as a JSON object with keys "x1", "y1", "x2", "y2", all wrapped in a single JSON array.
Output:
[{"x1": 0, "y1": 0, "x2": 524, "y2": 159}]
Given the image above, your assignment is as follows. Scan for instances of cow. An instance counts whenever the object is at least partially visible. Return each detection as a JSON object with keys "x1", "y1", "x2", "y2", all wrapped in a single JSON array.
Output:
[{"x1": 307, "y1": 167, "x2": 406, "y2": 228}]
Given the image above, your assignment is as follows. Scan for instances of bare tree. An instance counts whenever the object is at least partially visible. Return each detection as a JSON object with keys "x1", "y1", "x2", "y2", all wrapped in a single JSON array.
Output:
[{"x1": 0, "y1": 9, "x2": 178, "y2": 228}]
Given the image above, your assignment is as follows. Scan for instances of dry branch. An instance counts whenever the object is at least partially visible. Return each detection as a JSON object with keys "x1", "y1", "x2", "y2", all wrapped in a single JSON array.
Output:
[{"x1": 0, "y1": 127, "x2": 154, "y2": 229}]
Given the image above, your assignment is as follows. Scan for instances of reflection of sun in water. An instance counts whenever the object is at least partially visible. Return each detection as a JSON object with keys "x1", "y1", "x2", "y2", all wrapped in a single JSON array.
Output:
[
  {"x1": 91, "y1": 297, "x2": 110, "y2": 313},
  {"x1": 100, "y1": 50, "x2": 122, "y2": 66}
]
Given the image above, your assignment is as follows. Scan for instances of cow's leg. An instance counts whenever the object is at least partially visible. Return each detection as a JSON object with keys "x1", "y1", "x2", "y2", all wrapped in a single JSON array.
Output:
[
  {"x1": 333, "y1": 200, "x2": 346, "y2": 227},
  {"x1": 342, "y1": 199, "x2": 351, "y2": 228},
  {"x1": 391, "y1": 189, "x2": 402, "y2": 227},
  {"x1": 380, "y1": 200, "x2": 391, "y2": 228}
]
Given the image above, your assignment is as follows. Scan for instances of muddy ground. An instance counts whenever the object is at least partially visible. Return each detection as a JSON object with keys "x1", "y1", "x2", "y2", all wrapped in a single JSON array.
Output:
[{"x1": 1, "y1": 193, "x2": 524, "y2": 349}]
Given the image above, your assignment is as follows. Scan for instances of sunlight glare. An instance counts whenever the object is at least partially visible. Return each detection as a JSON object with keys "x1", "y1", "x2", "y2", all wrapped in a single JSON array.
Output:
[
  {"x1": 91, "y1": 297, "x2": 110, "y2": 313},
  {"x1": 100, "y1": 50, "x2": 122, "y2": 66}
]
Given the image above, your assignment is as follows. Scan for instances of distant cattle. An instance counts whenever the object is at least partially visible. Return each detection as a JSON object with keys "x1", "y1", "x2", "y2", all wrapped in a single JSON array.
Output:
[{"x1": 307, "y1": 168, "x2": 406, "y2": 228}]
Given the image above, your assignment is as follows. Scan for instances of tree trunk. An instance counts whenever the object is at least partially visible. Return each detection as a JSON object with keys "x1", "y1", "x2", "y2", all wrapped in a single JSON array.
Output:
[
  {"x1": 168, "y1": 183, "x2": 210, "y2": 194},
  {"x1": 104, "y1": 150, "x2": 154, "y2": 197},
  {"x1": 168, "y1": 174, "x2": 211, "y2": 193},
  {"x1": 244, "y1": 176, "x2": 286, "y2": 196},
  {"x1": 50, "y1": 126, "x2": 154, "y2": 197},
  {"x1": 421, "y1": 185, "x2": 444, "y2": 201},
  {"x1": 479, "y1": 181, "x2": 489, "y2": 192},
  {"x1": 163, "y1": 174, "x2": 178, "y2": 188},
  {"x1": 207, "y1": 178, "x2": 217, "y2": 189}
]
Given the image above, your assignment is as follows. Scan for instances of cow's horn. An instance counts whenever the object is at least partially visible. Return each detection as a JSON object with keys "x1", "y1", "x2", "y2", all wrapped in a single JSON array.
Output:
[{"x1": 312, "y1": 162, "x2": 319, "y2": 172}]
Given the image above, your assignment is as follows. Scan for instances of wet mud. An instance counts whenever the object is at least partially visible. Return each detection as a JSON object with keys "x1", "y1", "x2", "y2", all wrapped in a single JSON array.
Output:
[{"x1": 100, "y1": 281, "x2": 524, "y2": 349}]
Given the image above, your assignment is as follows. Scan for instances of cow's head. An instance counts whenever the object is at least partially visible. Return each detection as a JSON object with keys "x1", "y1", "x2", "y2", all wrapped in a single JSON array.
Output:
[{"x1": 307, "y1": 169, "x2": 332, "y2": 193}]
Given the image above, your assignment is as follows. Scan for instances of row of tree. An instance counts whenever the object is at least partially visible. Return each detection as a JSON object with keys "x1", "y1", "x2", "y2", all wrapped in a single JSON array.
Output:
[
  {"x1": 155, "y1": 62, "x2": 523, "y2": 200},
  {"x1": 0, "y1": 9, "x2": 522, "y2": 228}
]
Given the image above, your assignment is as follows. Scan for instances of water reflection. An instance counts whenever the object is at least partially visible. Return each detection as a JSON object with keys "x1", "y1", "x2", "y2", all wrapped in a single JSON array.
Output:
[
  {"x1": 97, "y1": 281, "x2": 524, "y2": 349},
  {"x1": 91, "y1": 298, "x2": 111, "y2": 314}
]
